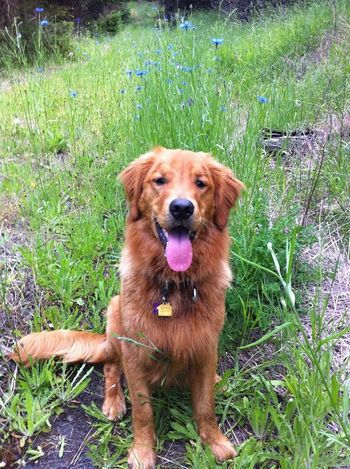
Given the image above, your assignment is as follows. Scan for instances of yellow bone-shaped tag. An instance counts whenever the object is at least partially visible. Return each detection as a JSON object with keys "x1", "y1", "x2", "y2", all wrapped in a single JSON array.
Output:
[{"x1": 157, "y1": 303, "x2": 172, "y2": 317}]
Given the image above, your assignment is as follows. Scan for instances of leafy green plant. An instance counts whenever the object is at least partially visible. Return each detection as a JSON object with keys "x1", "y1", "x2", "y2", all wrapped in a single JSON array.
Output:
[
  {"x1": 82, "y1": 401, "x2": 132, "y2": 468},
  {"x1": 242, "y1": 396, "x2": 271, "y2": 439},
  {"x1": 49, "y1": 363, "x2": 93, "y2": 404},
  {"x1": 2, "y1": 391, "x2": 52, "y2": 445}
]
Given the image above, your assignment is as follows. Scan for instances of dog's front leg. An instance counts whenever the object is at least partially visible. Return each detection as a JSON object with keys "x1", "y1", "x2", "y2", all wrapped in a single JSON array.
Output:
[
  {"x1": 123, "y1": 360, "x2": 156, "y2": 469},
  {"x1": 190, "y1": 352, "x2": 237, "y2": 462}
]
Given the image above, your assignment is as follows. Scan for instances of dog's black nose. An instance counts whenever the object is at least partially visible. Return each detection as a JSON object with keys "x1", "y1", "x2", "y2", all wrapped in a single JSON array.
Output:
[{"x1": 169, "y1": 199, "x2": 194, "y2": 221}]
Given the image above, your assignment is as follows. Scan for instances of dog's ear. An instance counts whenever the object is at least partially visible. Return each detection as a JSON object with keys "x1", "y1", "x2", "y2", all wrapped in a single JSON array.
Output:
[
  {"x1": 209, "y1": 159, "x2": 245, "y2": 230},
  {"x1": 119, "y1": 152, "x2": 156, "y2": 221}
]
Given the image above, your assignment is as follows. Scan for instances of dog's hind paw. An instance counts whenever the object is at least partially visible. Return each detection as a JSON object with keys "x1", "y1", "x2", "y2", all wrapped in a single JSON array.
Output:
[
  {"x1": 102, "y1": 396, "x2": 126, "y2": 420},
  {"x1": 127, "y1": 446, "x2": 156, "y2": 469}
]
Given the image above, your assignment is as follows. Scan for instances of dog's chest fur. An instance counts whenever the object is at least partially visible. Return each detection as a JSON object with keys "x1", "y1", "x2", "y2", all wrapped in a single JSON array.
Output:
[
  {"x1": 118, "y1": 250, "x2": 231, "y2": 386},
  {"x1": 120, "y1": 281, "x2": 224, "y2": 386}
]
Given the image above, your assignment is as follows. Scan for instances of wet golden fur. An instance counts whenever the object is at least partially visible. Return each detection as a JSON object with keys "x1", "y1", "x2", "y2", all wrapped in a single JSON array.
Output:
[{"x1": 10, "y1": 148, "x2": 244, "y2": 469}]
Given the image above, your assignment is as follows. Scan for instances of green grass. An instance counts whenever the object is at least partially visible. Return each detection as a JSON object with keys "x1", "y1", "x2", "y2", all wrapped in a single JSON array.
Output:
[{"x1": 1, "y1": 1, "x2": 350, "y2": 467}]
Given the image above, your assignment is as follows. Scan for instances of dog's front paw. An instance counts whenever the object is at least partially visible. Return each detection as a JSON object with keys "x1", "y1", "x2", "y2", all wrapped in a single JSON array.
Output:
[
  {"x1": 127, "y1": 446, "x2": 156, "y2": 469},
  {"x1": 210, "y1": 435, "x2": 237, "y2": 462},
  {"x1": 102, "y1": 396, "x2": 126, "y2": 420}
]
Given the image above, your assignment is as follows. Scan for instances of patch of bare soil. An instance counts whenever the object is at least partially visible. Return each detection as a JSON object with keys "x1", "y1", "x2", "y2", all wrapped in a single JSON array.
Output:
[
  {"x1": 283, "y1": 27, "x2": 345, "y2": 80},
  {"x1": 301, "y1": 240, "x2": 350, "y2": 370},
  {"x1": 0, "y1": 79, "x2": 15, "y2": 93},
  {"x1": 269, "y1": 21, "x2": 349, "y2": 158},
  {"x1": 25, "y1": 368, "x2": 104, "y2": 469},
  {"x1": 0, "y1": 74, "x2": 28, "y2": 94}
]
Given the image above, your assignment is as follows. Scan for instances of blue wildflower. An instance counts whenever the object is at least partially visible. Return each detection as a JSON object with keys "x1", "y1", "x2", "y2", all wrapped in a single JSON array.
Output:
[
  {"x1": 135, "y1": 70, "x2": 148, "y2": 77},
  {"x1": 120, "y1": 89, "x2": 126, "y2": 94},
  {"x1": 35, "y1": 7, "x2": 44, "y2": 13},
  {"x1": 40, "y1": 19, "x2": 49, "y2": 26},
  {"x1": 126, "y1": 70, "x2": 133, "y2": 78},
  {"x1": 69, "y1": 90, "x2": 78, "y2": 98},
  {"x1": 181, "y1": 98, "x2": 194, "y2": 109},
  {"x1": 136, "y1": 104, "x2": 142, "y2": 109},
  {"x1": 219, "y1": 105, "x2": 227, "y2": 112},
  {"x1": 37, "y1": 67, "x2": 44, "y2": 73},
  {"x1": 75, "y1": 17, "x2": 81, "y2": 24},
  {"x1": 182, "y1": 81, "x2": 188, "y2": 86},
  {"x1": 166, "y1": 79, "x2": 173, "y2": 85},
  {"x1": 257, "y1": 96, "x2": 268, "y2": 104},
  {"x1": 179, "y1": 21, "x2": 194, "y2": 31},
  {"x1": 135, "y1": 85, "x2": 143, "y2": 92},
  {"x1": 155, "y1": 48, "x2": 162, "y2": 55},
  {"x1": 167, "y1": 44, "x2": 174, "y2": 50},
  {"x1": 144, "y1": 60, "x2": 160, "y2": 68},
  {"x1": 181, "y1": 66, "x2": 194, "y2": 72},
  {"x1": 212, "y1": 38, "x2": 224, "y2": 47}
]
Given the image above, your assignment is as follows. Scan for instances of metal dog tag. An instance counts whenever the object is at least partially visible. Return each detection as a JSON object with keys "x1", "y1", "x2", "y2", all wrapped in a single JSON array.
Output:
[{"x1": 157, "y1": 303, "x2": 172, "y2": 317}]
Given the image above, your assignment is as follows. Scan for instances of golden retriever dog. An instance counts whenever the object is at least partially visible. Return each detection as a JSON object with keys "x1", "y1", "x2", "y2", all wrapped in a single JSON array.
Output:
[{"x1": 11, "y1": 147, "x2": 244, "y2": 468}]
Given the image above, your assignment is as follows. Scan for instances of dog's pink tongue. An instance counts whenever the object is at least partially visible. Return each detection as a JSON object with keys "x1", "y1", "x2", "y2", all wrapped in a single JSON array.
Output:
[{"x1": 165, "y1": 228, "x2": 193, "y2": 272}]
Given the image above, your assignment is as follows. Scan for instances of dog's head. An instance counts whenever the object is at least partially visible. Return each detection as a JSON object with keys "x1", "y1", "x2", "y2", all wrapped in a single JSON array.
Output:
[{"x1": 120, "y1": 147, "x2": 244, "y2": 272}]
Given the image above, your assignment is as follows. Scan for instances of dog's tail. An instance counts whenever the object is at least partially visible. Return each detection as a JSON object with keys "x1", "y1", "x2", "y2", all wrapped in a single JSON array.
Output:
[{"x1": 9, "y1": 330, "x2": 107, "y2": 367}]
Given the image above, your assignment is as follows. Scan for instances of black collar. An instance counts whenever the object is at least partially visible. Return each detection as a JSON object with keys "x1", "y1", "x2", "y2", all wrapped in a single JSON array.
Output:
[{"x1": 161, "y1": 279, "x2": 197, "y2": 303}]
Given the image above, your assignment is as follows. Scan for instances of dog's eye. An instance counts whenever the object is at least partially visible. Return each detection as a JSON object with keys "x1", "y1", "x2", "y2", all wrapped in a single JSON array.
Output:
[
  {"x1": 153, "y1": 177, "x2": 167, "y2": 186},
  {"x1": 195, "y1": 179, "x2": 206, "y2": 189}
]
